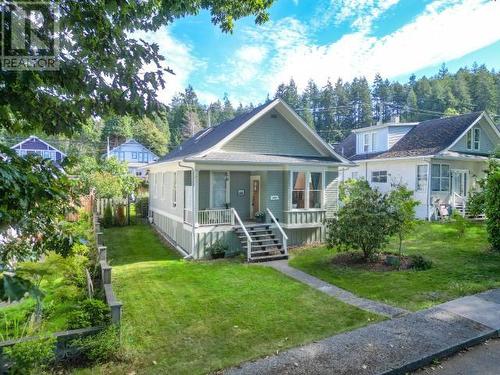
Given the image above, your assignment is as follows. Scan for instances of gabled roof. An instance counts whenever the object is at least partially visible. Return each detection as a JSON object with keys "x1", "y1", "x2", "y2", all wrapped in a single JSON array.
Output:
[
  {"x1": 10, "y1": 135, "x2": 67, "y2": 157},
  {"x1": 107, "y1": 139, "x2": 158, "y2": 158},
  {"x1": 159, "y1": 98, "x2": 350, "y2": 165},
  {"x1": 339, "y1": 112, "x2": 489, "y2": 161}
]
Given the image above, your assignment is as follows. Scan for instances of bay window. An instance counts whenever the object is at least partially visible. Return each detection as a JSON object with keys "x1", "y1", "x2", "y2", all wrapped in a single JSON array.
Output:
[
  {"x1": 292, "y1": 172, "x2": 306, "y2": 209},
  {"x1": 291, "y1": 171, "x2": 323, "y2": 210}
]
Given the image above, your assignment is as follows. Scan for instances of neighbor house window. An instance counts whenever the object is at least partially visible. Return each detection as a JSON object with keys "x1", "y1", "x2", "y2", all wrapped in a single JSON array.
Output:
[
  {"x1": 416, "y1": 165, "x2": 428, "y2": 192},
  {"x1": 473, "y1": 128, "x2": 480, "y2": 150},
  {"x1": 309, "y1": 172, "x2": 322, "y2": 209},
  {"x1": 466, "y1": 128, "x2": 481, "y2": 150},
  {"x1": 363, "y1": 133, "x2": 370, "y2": 153},
  {"x1": 371, "y1": 132, "x2": 377, "y2": 151},
  {"x1": 132, "y1": 152, "x2": 137, "y2": 159},
  {"x1": 431, "y1": 164, "x2": 450, "y2": 192},
  {"x1": 172, "y1": 172, "x2": 177, "y2": 207},
  {"x1": 371, "y1": 171, "x2": 387, "y2": 183},
  {"x1": 351, "y1": 171, "x2": 359, "y2": 179},
  {"x1": 292, "y1": 172, "x2": 306, "y2": 209}
]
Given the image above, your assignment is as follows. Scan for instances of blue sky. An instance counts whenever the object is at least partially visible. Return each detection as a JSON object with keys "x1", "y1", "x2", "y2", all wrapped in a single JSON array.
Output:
[{"x1": 145, "y1": 0, "x2": 500, "y2": 105}]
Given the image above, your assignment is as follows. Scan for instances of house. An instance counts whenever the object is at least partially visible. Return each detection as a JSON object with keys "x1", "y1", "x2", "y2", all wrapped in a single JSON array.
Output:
[
  {"x1": 334, "y1": 112, "x2": 500, "y2": 219},
  {"x1": 146, "y1": 98, "x2": 351, "y2": 261},
  {"x1": 106, "y1": 139, "x2": 158, "y2": 178},
  {"x1": 10, "y1": 135, "x2": 66, "y2": 165}
]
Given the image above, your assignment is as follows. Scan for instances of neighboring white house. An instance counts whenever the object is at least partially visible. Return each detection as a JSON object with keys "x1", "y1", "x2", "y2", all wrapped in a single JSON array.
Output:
[
  {"x1": 334, "y1": 112, "x2": 500, "y2": 219},
  {"x1": 145, "y1": 98, "x2": 351, "y2": 261},
  {"x1": 106, "y1": 139, "x2": 158, "y2": 178}
]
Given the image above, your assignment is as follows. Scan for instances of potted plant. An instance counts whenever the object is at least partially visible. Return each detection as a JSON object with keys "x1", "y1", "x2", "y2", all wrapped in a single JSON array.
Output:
[
  {"x1": 255, "y1": 211, "x2": 266, "y2": 223},
  {"x1": 207, "y1": 240, "x2": 228, "y2": 259}
]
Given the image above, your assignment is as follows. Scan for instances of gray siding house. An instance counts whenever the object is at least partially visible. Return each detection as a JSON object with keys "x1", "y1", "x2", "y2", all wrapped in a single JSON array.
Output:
[{"x1": 147, "y1": 99, "x2": 351, "y2": 260}]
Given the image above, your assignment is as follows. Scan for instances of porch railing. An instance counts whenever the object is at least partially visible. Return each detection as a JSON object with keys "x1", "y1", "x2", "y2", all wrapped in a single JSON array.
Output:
[
  {"x1": 198, "y1": 209, "x2": 234, "y2": 226},
  {"x1": 232, "y1": 208, "x2": 252, "y2": 261},
  {"x1": 452, "y1": 192, "x2": 467, "y2": 216},
  {"x1": 283, "y1": 209, "x2": 326, "y2": 226}
]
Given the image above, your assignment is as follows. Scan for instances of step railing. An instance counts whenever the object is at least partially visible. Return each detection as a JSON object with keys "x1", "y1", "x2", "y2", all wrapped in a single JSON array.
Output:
[
  {"x1": 232, "y1": 208, "x2": 252, "y2": 261},
  {"x1": 267, "y1": 208, "x2": 288, "y2": 256},
  {"x1": 452, "y1": 192, "x2": 466, "y2": 216}
]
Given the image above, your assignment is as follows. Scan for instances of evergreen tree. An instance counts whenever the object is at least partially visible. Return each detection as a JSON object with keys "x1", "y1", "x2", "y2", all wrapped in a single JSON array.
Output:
[
  {"x1": 101, "y1": 116, "x2": 133, "y2": 149},
  {"x1": 181, "y1": 111, "x2": 202, "y2": 140},
  {"x1": 221, "y1": 93, "x2": 235, "y2": 122},
  {"x1": 405, "y1": 89, "x2": 418, "y2": 122}
]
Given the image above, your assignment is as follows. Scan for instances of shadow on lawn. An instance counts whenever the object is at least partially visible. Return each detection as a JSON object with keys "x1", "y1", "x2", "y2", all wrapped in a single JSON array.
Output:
[{"x1": 104, "y1": 224, "x2": 181, "y2": 266}]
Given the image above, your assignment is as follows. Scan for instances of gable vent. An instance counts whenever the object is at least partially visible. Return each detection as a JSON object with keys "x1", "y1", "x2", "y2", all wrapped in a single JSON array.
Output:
[{"x1": 270, "y1": 114, "x2": 277, "y2": 119}]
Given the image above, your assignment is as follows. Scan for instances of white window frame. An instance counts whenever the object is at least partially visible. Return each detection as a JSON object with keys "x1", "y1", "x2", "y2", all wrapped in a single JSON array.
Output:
[
  {"x1": 363, "y1": 133, "x2": 370, "y2": 153},
  {"x1": 132, "y1": 152, "x2": 137, "y2": 159},
  {"x1": 416, "y1": 165, "x2": 428, "y2": 192},
  {"x1": 466, "y1": 129, "x2": 472, "y2": 150},
  {"x1": 309, "y1": 172, "x2": 323, "y2": 209},
  {"x1": 473, "y1": 128, "x2": 480, "y2": 150},
  {"x1": 371, "y1": 132, "x2": 377, "y2": 152},
  {"x1": 431, "y1": 164, "x2": 450, "y2": 192},
  {"x1": 290, "y1": 171, "x2": 323, "y2": 210},
  {"x1": 371, "y1": 170, "x2": 387, "y2": 183},
  {"x1": 209, "y1": 171, "x2": 230, "y2": 209},
  {"x1": 172, "y1": 172, "x2": 177, "y2": 208},
  {"x1": 351, "y1": 171, "x2": 359, "y2": 180}
]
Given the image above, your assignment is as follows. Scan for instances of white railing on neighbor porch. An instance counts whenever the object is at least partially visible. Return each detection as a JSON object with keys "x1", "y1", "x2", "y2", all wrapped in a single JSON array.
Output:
[
  {"x1": 198, "y1": 209, "x2": 234, "y2": 226},
  {"x1": 452, "y1": 192, "x2": 467, "y2": 216}
]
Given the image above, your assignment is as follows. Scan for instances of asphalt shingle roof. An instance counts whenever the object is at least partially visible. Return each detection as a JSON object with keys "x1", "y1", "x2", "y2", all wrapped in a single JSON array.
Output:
[
  {"x1": 187, "y1": 152, "x2": 341, "y2": 165},
  {"x1": 339, "y1": 112, "x2": 483, "y2": 161},
  {"x1": 160, "y1": 101, "x2": 272, "y2": 162}
]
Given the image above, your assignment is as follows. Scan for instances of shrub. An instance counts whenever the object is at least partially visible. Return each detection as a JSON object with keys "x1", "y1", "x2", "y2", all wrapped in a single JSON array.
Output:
[
  {"x1": 327, "y1": 180, "x2": 394, "y2": 260},
  {"x1": 467, "y1": 190, "x2": 485, "y2": 217},
  {"x1": 450, "y1": 211, "x2": 467, "y2": 237},
  {"x1": 206, "y1": 240, "x2": 228, "y2": 259},
  {"x1": 484, "y1": 160, "x2": 500, "y2": 251},
  {"x1": 72, "y1": 326, "x2": 120, "y2": 364},
  {"x1": 135, "y1": 197, "x2": 149, "y2": 218},
  {"x1": 5, "y1": 336, "x2": 56, "y2": 374},
  {"x1": 410, "y1": 255, "x2": 433, "y2": 270},
  {"x1": 115, "y1": 203, "x2": 127, "y2": 226},
  {"x1": 102, "y1": 201, "x2": 113, "y2": 227},
  {"x1": 67, "y1": 299, "x2": 110, "y2": 330}
]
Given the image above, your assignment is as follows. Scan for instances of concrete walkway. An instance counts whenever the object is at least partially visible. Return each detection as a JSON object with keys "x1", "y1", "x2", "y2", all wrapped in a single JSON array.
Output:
[
  {"x1": 225, "y1": 289, "x2": 500, "y2": 375},
  {"x1": 262, "y1": 260, "x2": 409, "y2": 318}
]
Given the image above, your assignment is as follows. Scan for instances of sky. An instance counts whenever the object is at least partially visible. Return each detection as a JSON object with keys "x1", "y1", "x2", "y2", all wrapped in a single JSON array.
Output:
[{"x1": 146, "y1": 0, "x2": 500, "y2": 106}]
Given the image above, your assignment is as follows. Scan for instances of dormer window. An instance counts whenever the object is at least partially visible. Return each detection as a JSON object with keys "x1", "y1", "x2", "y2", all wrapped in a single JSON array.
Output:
[
  {"x1": 466, "y1": 128, "x2": 480, "y2": 151},
  {"x1": 363, "y1": 132, "x2": 376, "y2": 153}
]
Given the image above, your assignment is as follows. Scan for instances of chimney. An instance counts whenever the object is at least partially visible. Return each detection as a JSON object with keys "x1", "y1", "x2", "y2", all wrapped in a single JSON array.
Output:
[{"x1": 391, "y1": 114, "x2": 400, "y2": 124}]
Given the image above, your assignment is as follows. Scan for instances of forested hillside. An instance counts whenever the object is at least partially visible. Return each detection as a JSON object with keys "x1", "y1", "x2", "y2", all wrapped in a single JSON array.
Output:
[{"x1": 2, "y1": 63, "x2": 498, "y2": 156}]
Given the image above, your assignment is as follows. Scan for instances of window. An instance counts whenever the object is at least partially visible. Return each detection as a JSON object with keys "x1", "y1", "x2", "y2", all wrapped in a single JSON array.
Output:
[
  {"x1": 144, "y1": 153, "x2": 149, "y2": 163},
  {"x1": 309, "y1": 173, "x2": 322, "y2": 209},
  {"x1": 466, "y1": 128, "x2": 481, "y2": 151},
  {"x1": 43, "y1": 151, "x2": 50, "y2": 159},
  {"x1": 431, "y1": 164, "x2": 450, "y2": 192},
  {"x1": 211, "y1": 172, "x2": 227, "y2": 208},
  {"x1": 416, "y1": 165, "x2": 428, "y2": 192},
  {"x1": 363, "y1": 133, "x2": 370, "y2": 153},
  {"x1": 132, "y1": 152, "x2": 137, "y2": 159},
  {"x1": 162, "y1": 173, "x2": 168, "y2": 200},
  {"x1": 371, "y1": 171, "x2": 387, "y2": 183},
  {"x1": 172, "y1": 172, "x2": 177, "y2": 207},
  {"x1": 473, "y1": 128, "x2": 480, "y2": 150},
  {"x1": 371, "y1": 132, "x2": 377, "y2": 151},
  {"x1": 292, "y1": 172, "x2": 306, "y2": 209},
  {"x1": 351, "y1": 171, "x2": 359, "y2": 179}
]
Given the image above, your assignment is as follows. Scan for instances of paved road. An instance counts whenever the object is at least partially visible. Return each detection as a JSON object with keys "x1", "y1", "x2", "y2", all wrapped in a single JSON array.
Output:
[{"x1": 415, "y1": 339, "x2": 500, "y2": 375}]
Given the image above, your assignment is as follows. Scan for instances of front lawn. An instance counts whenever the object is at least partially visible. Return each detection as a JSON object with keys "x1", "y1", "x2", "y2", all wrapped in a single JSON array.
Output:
[
  {"x1": 81, "y1": 224, "x2": 381, "y2": 374},
  {"x1": 290, "y1": 222, "x2": 500, "y2": 311}
]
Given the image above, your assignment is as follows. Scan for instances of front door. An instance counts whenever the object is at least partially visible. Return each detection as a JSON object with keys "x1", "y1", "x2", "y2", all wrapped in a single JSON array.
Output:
[
  {"x1": 250, "y1": 176, "x2": 260, "y2": 218},
  {"x1": 451, "y1": 170, "x2": 467, "y2": 197}
]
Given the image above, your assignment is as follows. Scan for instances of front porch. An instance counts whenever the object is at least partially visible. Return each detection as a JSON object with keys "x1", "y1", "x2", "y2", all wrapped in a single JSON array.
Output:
[{"x1": 181, "y1": 167, "x2": 338, "y2": 261}]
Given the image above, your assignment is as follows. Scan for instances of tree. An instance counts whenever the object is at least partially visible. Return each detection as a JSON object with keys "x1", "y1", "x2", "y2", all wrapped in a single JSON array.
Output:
[
  {"x1": 0, "y1": 1, "x2": 273, "y2": 136},
  {"x1": 387, "y1": 185, "x2": 419, "y2": 259},
  {"x1": 221, "y1": 93, "x2": 235, "y2": 122},
  {"x1": 326, "y1": 180, "x2": 394, "y2": 260},
  {"x1": 132, "y1": 116, "x2": 169, "y2": 156},
  {"x1": 0, "y1": 146, "x2": 75, "y2": 301},
  {"x1": 181, "y1": 111, "x2": 203, "y2": 140},
  {"x1": 101, "y1": 116, "x2": 133, "y2": 149}
]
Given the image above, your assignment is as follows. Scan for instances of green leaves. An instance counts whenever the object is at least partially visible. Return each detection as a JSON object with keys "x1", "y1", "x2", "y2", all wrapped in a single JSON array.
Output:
[{"x1": 1, "y1": 274, "x2": 44, "y2": 303}]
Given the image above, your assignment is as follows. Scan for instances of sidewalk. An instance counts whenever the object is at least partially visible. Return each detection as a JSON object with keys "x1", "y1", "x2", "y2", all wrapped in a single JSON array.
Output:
[
  {"x1": 262, "y1": 260, "x2": 408, "y2": 318},
  {"x1": 225, "y1": 289, "x2": 500, "y2": 375}
]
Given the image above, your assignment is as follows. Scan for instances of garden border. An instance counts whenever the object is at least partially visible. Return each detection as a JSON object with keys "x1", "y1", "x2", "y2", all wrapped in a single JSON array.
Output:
[{"x1": 0, "y1": 212, "x2": 123, "y2": 371}]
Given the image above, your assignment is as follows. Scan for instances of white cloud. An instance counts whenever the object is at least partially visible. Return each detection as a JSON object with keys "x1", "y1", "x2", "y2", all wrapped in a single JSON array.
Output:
[
  {"x1": 254, "y1": 0, "x2": 500, "y2": 96},
  {"x1": 135, "y1": 27, "x2": 204, "y2": 104}
]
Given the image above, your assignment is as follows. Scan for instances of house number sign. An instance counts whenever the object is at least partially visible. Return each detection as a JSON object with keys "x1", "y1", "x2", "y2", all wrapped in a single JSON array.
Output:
[{"x1": 270, "y1": 195, "x2": 279, "y2": 201}]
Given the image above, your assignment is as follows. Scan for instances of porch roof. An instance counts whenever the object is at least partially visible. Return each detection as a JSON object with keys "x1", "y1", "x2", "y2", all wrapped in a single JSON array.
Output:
[{"x1": 185, "y1": 151, "x2": 343, "y2": 166}]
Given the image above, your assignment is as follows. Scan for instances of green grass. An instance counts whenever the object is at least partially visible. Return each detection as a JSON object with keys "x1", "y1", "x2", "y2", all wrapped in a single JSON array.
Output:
[
  {"x1": 80, "y1": 224, "x2": 381, "y2": 374},
  {"x1": 289, "y1": 221, "x2": 500, "y2": 311}
]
